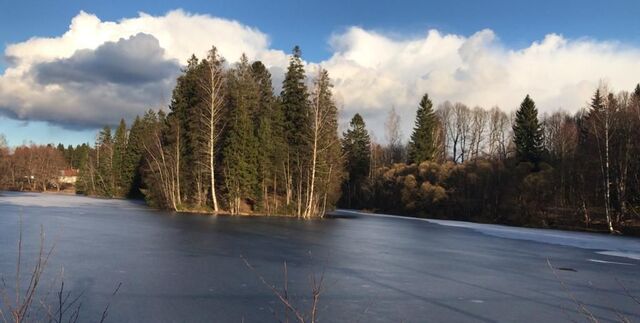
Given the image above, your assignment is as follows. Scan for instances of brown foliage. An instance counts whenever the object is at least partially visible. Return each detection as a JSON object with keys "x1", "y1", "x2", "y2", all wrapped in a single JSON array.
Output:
[{"x1": 0, "y1": 145, "x2": 68, "y2": 192}]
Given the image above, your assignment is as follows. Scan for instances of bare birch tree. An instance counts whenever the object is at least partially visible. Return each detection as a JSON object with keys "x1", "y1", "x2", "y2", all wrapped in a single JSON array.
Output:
[
  {"x1": 384, "y1": 106, "x2": 403, "y2": 164},
  {"x1": 197, "y1": 47, "x2": 226, "y2": 212},
  {"x1": 303, "y1": 68, "x2": 341, "y2": 218}
]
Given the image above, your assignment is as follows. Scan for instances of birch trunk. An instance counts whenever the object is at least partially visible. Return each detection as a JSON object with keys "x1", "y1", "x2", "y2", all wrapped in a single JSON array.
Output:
[{"x1": 305, "y1": 87, "x2": 321, "y2": 218}]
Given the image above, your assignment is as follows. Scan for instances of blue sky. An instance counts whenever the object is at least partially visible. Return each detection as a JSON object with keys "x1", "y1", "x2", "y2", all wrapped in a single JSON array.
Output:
[{"x1": 1, "y1": 0, "x2": 640, "y2": 146}]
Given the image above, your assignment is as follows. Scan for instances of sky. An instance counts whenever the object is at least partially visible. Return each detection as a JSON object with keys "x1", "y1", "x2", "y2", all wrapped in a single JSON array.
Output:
[{"x1": 1, "y1": 0, "x2": 640, "y2": 146}]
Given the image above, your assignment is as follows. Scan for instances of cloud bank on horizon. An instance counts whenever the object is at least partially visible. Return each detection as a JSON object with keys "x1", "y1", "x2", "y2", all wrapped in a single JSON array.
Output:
[{"x1": 1, "y1": 9, "x2": 639, "y2": 137}]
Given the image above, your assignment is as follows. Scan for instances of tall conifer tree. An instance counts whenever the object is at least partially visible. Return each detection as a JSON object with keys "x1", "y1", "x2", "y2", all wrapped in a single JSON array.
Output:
[
  {"x1": 252, "y1": 61, "x2": 281, "y2": 212},
  {"x1": 407, "y1": 93, "x2": 438, "y2": 165},
  {"x1": 280, "y1": 46, "x2": 310, "y2": 212},
  {"x1": 342, "y1": 113, "x2": 371, "y2": 208},
  {"x1": 112, "y1": 118, "x2": 128, "y2": 196},
  {"x1": 169, "y1": 55, "x2": 201, "y2": 206},
  {"x1": 96, "y1": 126, "x2": 114, "y2": 196},
  {"x1": 222, "y1": 55, "x2": 259, "y2": 214},
  {"x1": 122, "y1": 116, "x2": 144, "y2": 197},
  {"x1": 513, "y1": 95, "x2": 544, "y2": 164}
]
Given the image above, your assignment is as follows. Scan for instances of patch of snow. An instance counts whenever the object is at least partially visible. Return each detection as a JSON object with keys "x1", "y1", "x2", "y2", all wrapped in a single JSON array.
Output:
[
  {"x1": 595, "y1": 251, "x2": 640, "y2": 261},
  {"x1": 587, "y1": 258, "x2": 635, "y2": 265}
]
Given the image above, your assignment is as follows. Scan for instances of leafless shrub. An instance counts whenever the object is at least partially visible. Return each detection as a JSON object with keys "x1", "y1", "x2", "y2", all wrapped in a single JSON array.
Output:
[
  {"x1": 241, "y1": 255, "x2": 325, "y2": 323},
  {"x1": 0, "y1": 218, "x2": 120, "y2": 323},
  {"x1": 0, "y1": 219, "x2": 54, "y2": 323}
]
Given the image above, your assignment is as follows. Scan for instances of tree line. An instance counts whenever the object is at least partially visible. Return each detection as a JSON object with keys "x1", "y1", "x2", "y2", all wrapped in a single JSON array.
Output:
[
  {"x1": 340, "y1": 85, "x2": 640, "y2": 233},
  {"x1": 1, "y1": 44, "x2": 639, "y2": 231},
  {"x1": 0, "y1": 139, "x2": 70, "y2": 192},
  {"x1": 46, "y1": 46, "x2": 343, "y2": 217}
]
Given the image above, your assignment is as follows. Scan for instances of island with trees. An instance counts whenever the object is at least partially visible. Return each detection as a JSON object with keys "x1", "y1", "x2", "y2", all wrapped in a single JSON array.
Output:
[{"x1": 1, "y1": 46, "x2": 639, "y2": 235}]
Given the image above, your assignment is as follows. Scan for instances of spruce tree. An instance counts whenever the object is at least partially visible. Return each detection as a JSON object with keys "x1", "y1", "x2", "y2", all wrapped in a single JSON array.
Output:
[
  {"x1": 281, "y1": 46, "x2": 309, "y2": 149},
  {"x1": 112, "y1": 118, "x2": 128, "y2": 196},
  {"x1": 96, "y1": 126, "x2": 114, "y2": 196},
  {"x1": 342, "y1": 113, "x2": 371, "y2": 208},
  {"x1": 631, "y1": 84, "x2": 640, "y2": 118},
  {"x1": 407, "y1": 93, "x2": 438, "y2": 165},
  {"x1": 65, "y1": 145, "x2": 76, "y2": 168},
  {"x1": 56, "y1": 143, "x2": 65, "y2": 157},
  {"x1": 280, "y1": 46, "x2": 310, "y2": 212},
  {"x1": 222, "y1": 54, "x2": 259, "y2": 214},
  {"x1": 75, "y1": 144, "x2": 93, "y2": 195},
  {"x1": 168, "y1": 55, "x2": 203, "y2": 206},
  {"x1": 251, "y1": 61, "x2": 280, "y2": 212},
  {"x1": 513, "y1": 95, "x2": 544, "y2": 164},
  {"x1": 76, "y1": 144, "x2": 89, "y2": 171},
  {"x1": 122, "y1": 116, "x2": 144, "y2": 197}
]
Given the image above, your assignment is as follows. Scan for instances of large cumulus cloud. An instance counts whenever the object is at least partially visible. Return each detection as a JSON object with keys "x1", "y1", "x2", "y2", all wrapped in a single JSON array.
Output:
[
  {"x1": 34, "y1": 33, "x2": 178, "y2": 85},
  {"x1": 0, "y1": 10, "x2": 287, "y2": 128},
  {"x1": 320, "y1": 27, "x2": 640, "y2": 136},
  {"x1": 1, "y1": 10, "x2": 640, "y2": 138}
]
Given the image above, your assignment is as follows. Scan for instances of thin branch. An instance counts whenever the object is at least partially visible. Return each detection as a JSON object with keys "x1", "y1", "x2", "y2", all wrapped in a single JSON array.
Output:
[{"x1": 240, "y1": 255, "x2": 306, "y2": 323}]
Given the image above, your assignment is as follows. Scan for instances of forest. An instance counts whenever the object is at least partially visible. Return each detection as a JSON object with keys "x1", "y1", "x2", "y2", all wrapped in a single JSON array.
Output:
[{"x1": 1, "y1": 46, "x2": 639, "y2": 234}]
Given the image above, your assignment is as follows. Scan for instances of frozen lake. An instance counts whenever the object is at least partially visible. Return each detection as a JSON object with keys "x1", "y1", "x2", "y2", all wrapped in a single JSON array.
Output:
[{"x1": 0, "y1": 192, "x2": 639, "y2": 322}]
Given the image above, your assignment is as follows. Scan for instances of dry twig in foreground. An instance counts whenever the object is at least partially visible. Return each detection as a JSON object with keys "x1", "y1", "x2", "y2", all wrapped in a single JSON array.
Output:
[{"x1": 241, "y1": 255, "x2": 325, "y2": 323}]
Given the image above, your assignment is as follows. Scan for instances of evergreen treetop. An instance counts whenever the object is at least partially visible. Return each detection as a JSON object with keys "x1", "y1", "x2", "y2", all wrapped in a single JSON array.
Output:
[
  {"x1": 281, "y1": 46, "x2": 309, "y2": 149},
  {"x1": 513, "y1": 94, "x2": 544, "y2": 164},
  {"x1": 342, "y1": 113, "x2": 371, "y2": 184},
  {"x1": 407, "y1": 93, "x2": 438, "y2": 165}
]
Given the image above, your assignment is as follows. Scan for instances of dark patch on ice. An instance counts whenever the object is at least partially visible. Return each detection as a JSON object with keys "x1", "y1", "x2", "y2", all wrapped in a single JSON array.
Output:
[
  {"x1": 555, "y1": 267, "x2": 577, "y2": 272},
  {"x1": 324, "y1": 212, "x2": 359, "y2": 219}
]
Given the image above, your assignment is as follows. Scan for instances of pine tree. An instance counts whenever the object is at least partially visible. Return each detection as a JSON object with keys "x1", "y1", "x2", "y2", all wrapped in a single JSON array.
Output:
[
  {"x1": 513, "y1": 95, "x2": 544, "y2": 164},
  {"x1": 342, "y1": 113, "x2": 371, "y2": 208},
  {"x1": 407, "y1": 93, "x2": 438, "y2": 165}
]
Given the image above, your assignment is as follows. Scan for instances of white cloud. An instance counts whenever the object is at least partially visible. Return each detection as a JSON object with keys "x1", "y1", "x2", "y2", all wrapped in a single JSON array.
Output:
[
  {"x1": 0, "y1": 10, "x2": 288, "y2": 127},
  {"x1": 321, "y1": 27, "x2": 640, "y2": 138},
  {"x1": 1, "y1": 10, "x2": 640, "y2": 138}
]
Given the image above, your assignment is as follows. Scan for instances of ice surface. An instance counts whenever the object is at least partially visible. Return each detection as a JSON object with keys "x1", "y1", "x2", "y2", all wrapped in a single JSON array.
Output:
[
  {"x1": 0, "y1": 191, "x2": 145, "y2": 210},
  {"x1": 339, "y1": 210, "x2": 640, "y2": 261}
]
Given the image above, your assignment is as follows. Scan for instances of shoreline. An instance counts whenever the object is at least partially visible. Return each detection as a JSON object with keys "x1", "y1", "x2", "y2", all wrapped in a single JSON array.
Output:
[{"x1": 3, "y1": 190, "x2": 638, "y2": 235}]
